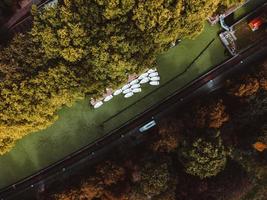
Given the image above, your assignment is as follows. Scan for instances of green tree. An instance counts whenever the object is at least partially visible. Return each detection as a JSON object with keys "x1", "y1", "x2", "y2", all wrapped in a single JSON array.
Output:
[{"x1": 179, "y1": 136, "x2": 228, "y2": 179}]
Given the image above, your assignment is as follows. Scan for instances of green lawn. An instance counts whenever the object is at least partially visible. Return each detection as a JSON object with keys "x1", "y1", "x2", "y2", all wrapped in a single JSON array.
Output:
[{"x1": 0, "y1": 23, "x2": 229, "y2": 189}]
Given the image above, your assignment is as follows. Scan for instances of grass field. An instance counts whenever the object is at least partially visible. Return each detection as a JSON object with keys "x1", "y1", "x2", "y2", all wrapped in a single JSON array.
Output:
[{"x1": 0, "y1": 23, "x2": 229, "y2": 189}]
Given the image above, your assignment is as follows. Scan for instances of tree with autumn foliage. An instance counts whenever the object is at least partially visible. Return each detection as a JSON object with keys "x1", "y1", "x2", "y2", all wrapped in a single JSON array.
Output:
[
  {"x1": 134, "y1": 160, "x2": 170, "y2": 199},
  {"x1": 253, "y1": 125, "x2": 267, "y2": 152},
  {"x1": 228, "y1": 61, "x2": 267, "y2": 98},
  {"x1": 195, "y1": 99, "x2": 229, "y2": 129},
  {"x1": 258, "y1": 61, "x2": 267, "y2": 91},
  {"x1": 228, "y1": 76, "x2": 260, "y2": 97},
  {"x1": 96, "y1": 161, "x2": 126, "y2": 186},
  {"x1": 150, "y1": 118, "x2": 183, "y2": 153}
]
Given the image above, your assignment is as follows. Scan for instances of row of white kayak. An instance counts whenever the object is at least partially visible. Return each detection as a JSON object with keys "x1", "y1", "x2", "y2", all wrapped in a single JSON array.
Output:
[{"x1": 93, "y1": 68, "x2": 161, "y2": 109}]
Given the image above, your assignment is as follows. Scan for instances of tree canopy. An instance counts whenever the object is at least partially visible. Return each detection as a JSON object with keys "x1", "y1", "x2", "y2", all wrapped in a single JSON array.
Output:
[{"x1": 179, "y1": 136, "x2": 229, "y2": 179}]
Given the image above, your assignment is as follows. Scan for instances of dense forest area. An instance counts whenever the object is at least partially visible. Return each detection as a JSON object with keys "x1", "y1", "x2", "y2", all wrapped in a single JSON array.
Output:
[
  {"x1": 0, "y1": 0, "x2": 244, "y2": 155},
  {"x1": 43, "y1": 59, "x2": 267, "y2": 200}
]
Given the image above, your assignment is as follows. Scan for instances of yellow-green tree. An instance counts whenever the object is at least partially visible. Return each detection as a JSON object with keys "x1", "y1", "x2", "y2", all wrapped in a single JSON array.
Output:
[
  {"x1": 0, "y1": 63, "x2": 83, "y2": 155},
  {"x1": 179, "y1": 136, "x2": 229, "y2": 179}
]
